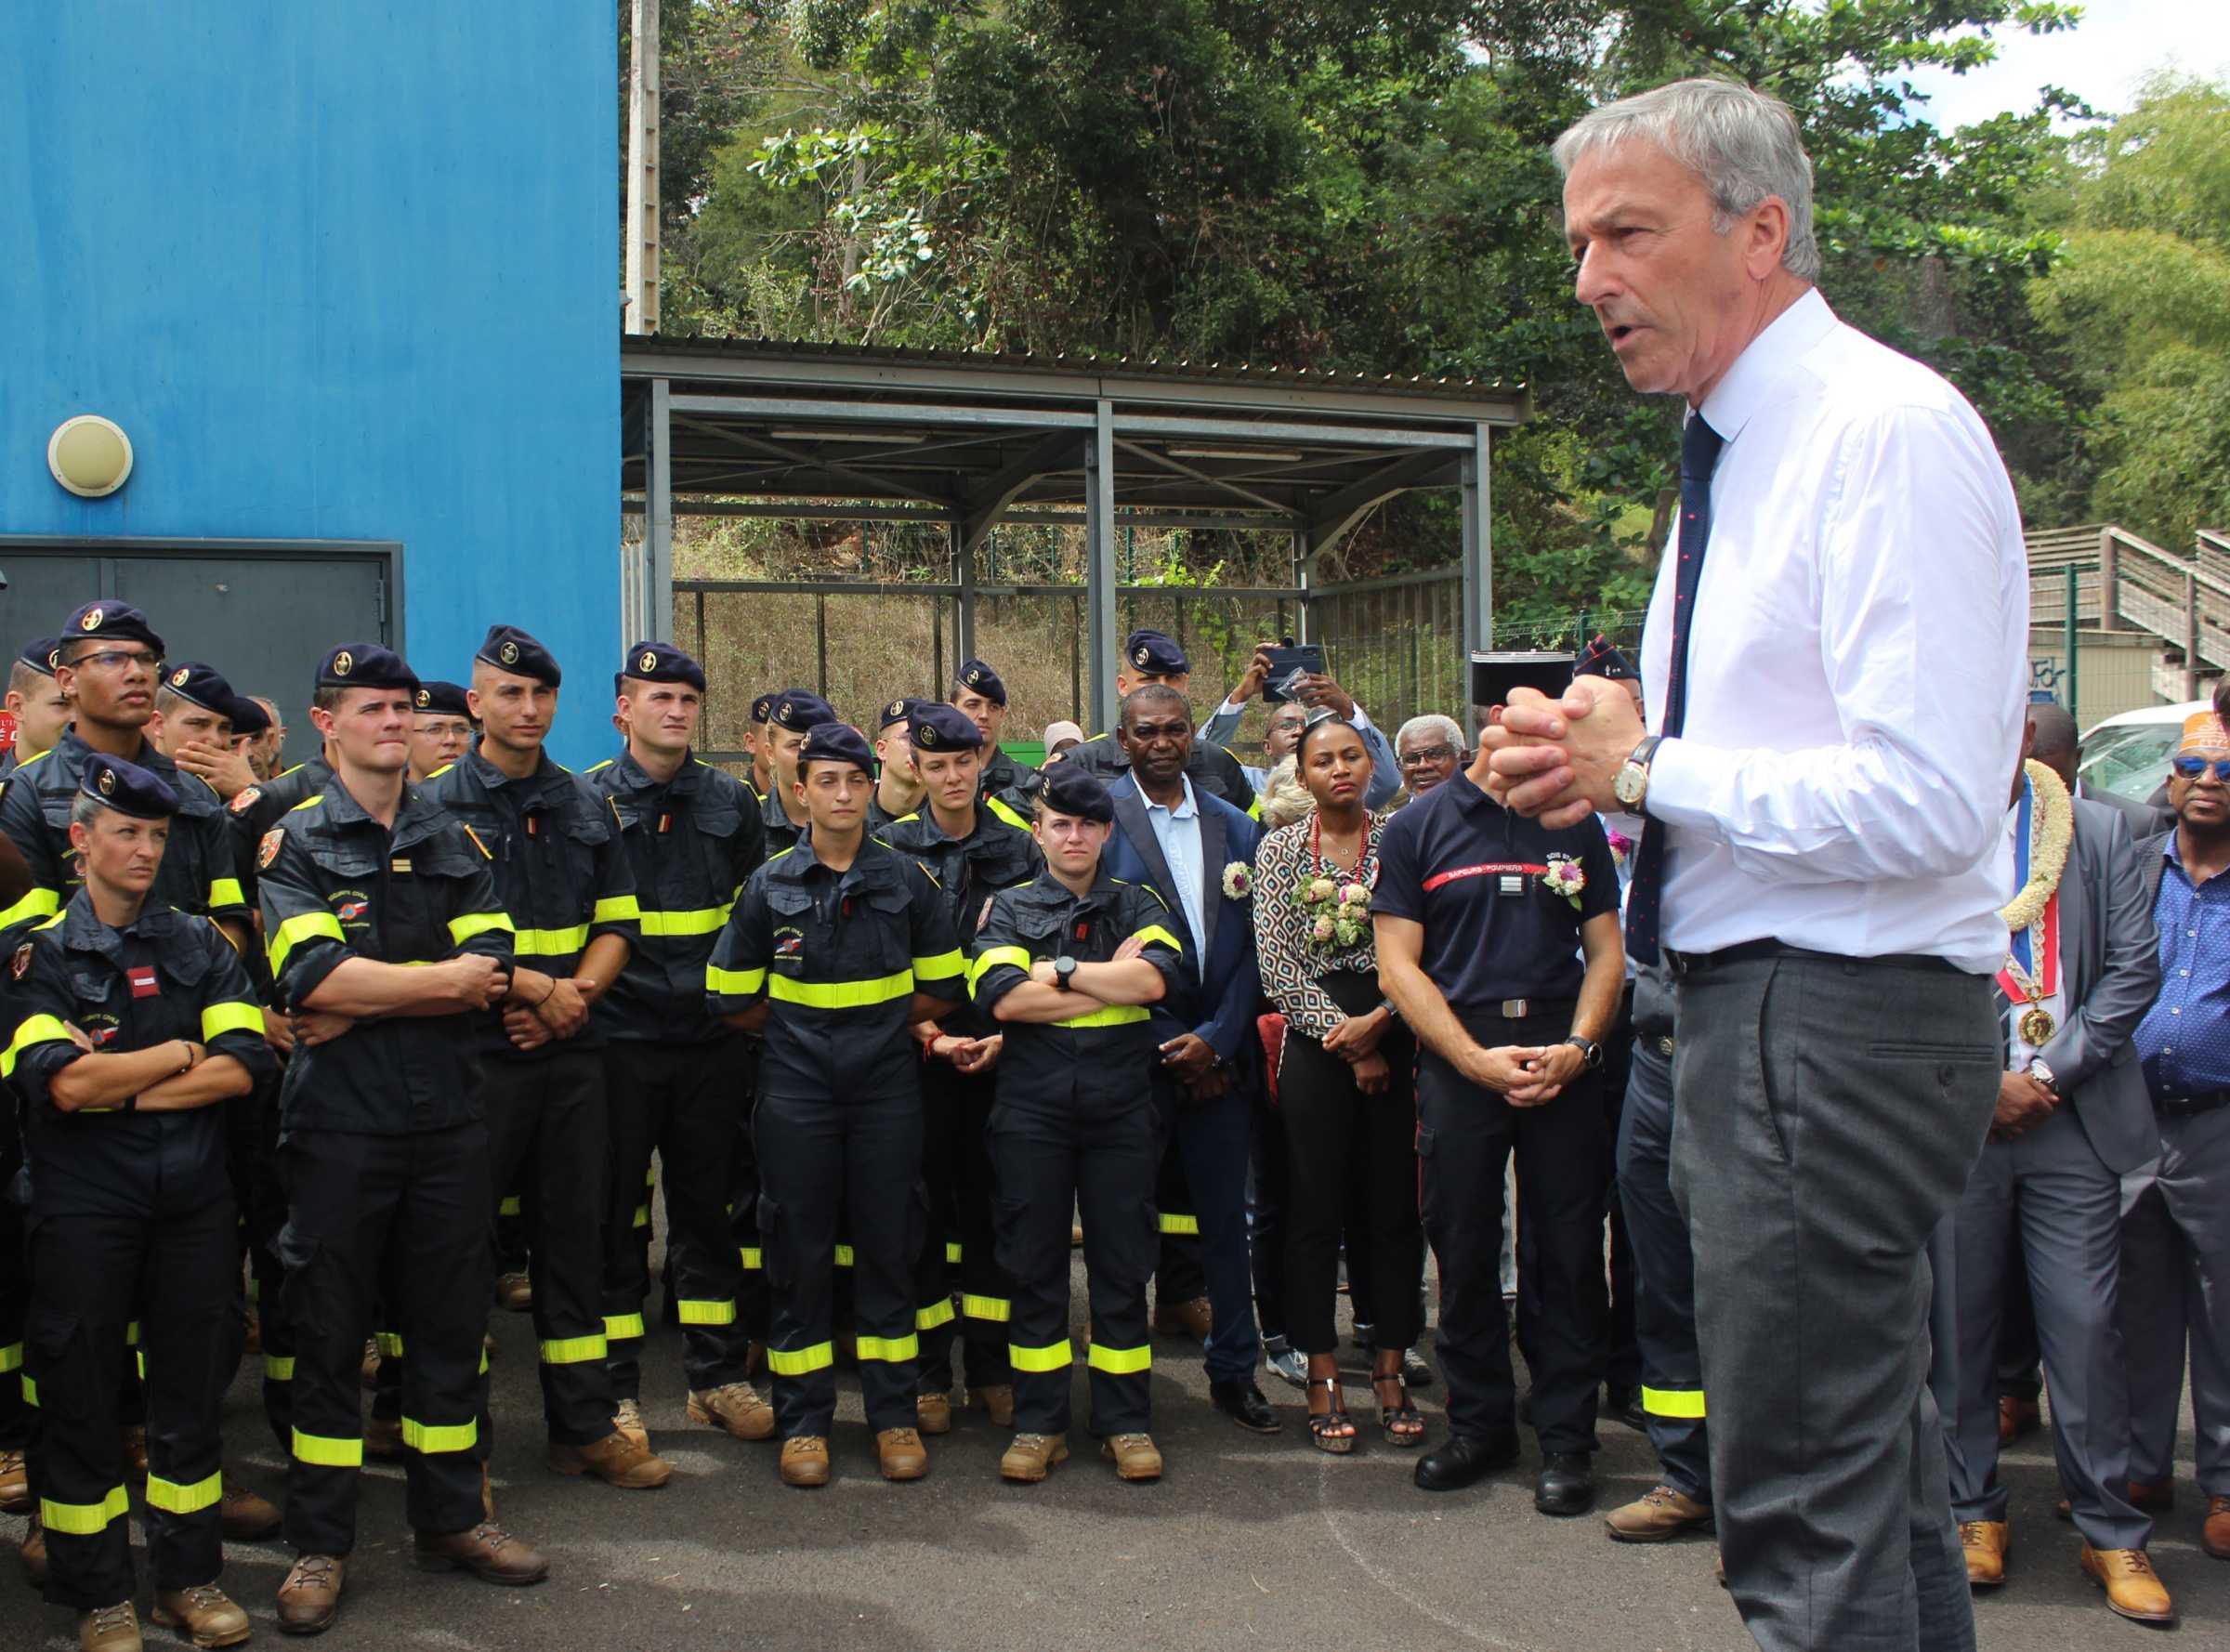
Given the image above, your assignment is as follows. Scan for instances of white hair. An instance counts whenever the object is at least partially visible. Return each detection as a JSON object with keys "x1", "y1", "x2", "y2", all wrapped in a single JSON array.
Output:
[
  {"x1": 1552, "y1": 77, "x2": 1819, "y2": 283},
  {"x1": 1254, "y1": 756, "x2": 1317, "y2": 830},
  {"x1": 1395, "y1": 714, "x2": 1464, "y2": 755}
]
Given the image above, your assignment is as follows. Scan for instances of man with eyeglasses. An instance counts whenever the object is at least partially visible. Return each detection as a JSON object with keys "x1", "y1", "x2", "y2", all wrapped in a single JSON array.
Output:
[{"x1": 1393, "y1": 716, "x2": 1464, "y2": 804}]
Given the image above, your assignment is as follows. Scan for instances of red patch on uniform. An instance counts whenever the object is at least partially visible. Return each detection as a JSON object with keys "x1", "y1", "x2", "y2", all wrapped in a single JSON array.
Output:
[
  {"x1": 230, "y1": 786, "x2": 262, "y2": 816},
  {"x1": 9, "y1": 943, "x2": 29, "y2": 981},
  {"x1": 127, "y1": 965, "x2": 161, "y2": 999},
  {"x1": 257, "y1": 828, "x2": 284, "y2": 870}
]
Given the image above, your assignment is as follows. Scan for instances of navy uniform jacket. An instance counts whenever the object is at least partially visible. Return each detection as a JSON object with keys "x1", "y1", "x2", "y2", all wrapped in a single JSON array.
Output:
[
  {"x1": 226, "y1": 756, "x2": 334, "y2": 994},
  {"x1": 1058, "y1": 730, "x2": 1260, "y2": 818},
  {"x1": 705, "y1": 833, "x2": 964, "y2": 1099},
  {"x1": 423, "y1": 746, "x2": 640, "y2": 1061},
  {"x1": 876, "y1": 806, "x2": 1043, "y2": 1035},
  {"x1": 6, "y1": 893, "x2": 273, "y2": 1218},
  {"x1": 977, "y1": 748, "x2": 1041, "y2": 832},
  {"x1": 757, "y1": 785, "x2": 809, "y2": 859},
  {"x1": 586, "y1": 750, "x2": 765, "y2": 1044},
  {"x1": 256, "y1": 781, "x2": 515, "y2": 1134},
  {"x1": 968, "y1": 873, "x2": 1184, "y2": 1111},
  {"x1": 0, "y1": 732, "x2": 247, "y2": 935}
]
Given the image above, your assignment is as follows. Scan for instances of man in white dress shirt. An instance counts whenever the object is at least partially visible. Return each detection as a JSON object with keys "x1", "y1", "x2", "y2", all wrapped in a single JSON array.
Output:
[{"x1": 1486, "y1": 79, "x2": 2027, "y2": 1652}]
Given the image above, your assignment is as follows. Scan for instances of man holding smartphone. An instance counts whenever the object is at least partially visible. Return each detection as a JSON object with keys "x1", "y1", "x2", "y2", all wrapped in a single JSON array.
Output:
[{"x1": 1205, "y1": 644, "x2": 1398, "y2": 806}]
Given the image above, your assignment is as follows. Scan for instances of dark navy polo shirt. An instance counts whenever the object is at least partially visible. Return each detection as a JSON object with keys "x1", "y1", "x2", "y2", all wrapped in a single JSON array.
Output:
[{"x1": 1373, "y1": 772, "x2": 1619, "y2": 1012}]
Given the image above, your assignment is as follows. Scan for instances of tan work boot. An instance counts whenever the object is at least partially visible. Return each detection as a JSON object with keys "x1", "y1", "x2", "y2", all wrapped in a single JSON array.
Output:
[
  {"x1": 152, "y1": 1583, "x2": 251, "y2": 1648},
  {"x1": 780, "y1": 1436, "x2": 830, "y2": 1488},
  {"x1": 77, "y1": 1600, "x2": 141, "y2": 1652},
  {"x1": 2080, "y1": 1541, "x2": 2174, "y2": 1623},
  {"x1": 878, "y1": 1427, "x2": 929, "y2": 1481},
  {"x1": 359, "y1": 1338, "x2": 381, "y2": 1389},
  {"x1": 219, "y1": 1471, "x2": 282, "y2": 1541},
  {"x1": 547, "y1": 1431, "x2": 672, "y2": 1488},
  {"x1": 275, "y1": 1553, "x2": 345, "y2": 1635},
  {"x1": 966, "y1": 1384, "x2": 1016, "y2": 1427},
  {"x1": 1960, "y1": 1520, "x2": 2008, "y2": 1587},
  {"x1": 21, "y1": 1512, "x2": 47, "y2": 1584},
  {"x1": 413, "y1": 1521, "x2": 550, "y2": 1584},
  {"x1": 0, "y1": 1446, "x2": 29, "y2": 1514},
  {"x1": 1604, "y1": 1484, "x2": 1715, "y2": 1543},
  {"x1": 689, "y1": 1382, "x2": 776, "y2": 1441},
  {"x1": 121, "y1": 1424, "x2": 150, "y2": 1480},
  {"x1": 1101, "y1": 1433, "x2": 1163, "y2": 1481},
  {"x1": 365, "y1": 1415, "x2": 405, "y2": 1461},
  {"x1": 1153, "y1": 1297, "x2": 1212, "y2": 1341},
  {"x1": 916, "y1": 1392, "x2": 952, "y2": 1436},
  {"x1": 1000, "y1": 1432, "x2": 1069, "y2": 1483},
  {"x1": 495, "y1": 1271, "x2": 533, "y2": 1313},
  {"x1": 612, "y1": 1397, "x2": 648, "y2": 1448},
  {"x1": 2205, "y1": 1496, "x2": 2230, "y2": 1561}
]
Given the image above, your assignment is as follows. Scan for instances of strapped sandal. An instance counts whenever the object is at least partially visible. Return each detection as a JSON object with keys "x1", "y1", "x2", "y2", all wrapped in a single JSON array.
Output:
[
  {"x1": 1305, "y1": 1375, "x2": 1357, "y2": 1455},
  {"x1": 1375, "y1": 1371, "x2": 1425, "y2": 1448}
]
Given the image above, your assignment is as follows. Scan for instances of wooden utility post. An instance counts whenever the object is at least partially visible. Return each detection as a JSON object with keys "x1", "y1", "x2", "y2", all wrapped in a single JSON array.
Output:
[{"x1": 624, "y1": 0, "x2": 661, "y2": 334}]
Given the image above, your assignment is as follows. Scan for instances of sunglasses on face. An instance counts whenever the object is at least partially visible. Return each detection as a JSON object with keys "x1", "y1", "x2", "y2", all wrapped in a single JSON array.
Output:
[{"x1": 2173, "y1": 756, "x2": 2230, "y2": 781}]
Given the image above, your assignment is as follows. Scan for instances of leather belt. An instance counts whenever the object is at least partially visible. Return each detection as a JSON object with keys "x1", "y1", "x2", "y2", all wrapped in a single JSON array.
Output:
[
  {"x1": 1652, "y1": 1034, "x2": 1675, "y2": 1057},
  {"x1": 1483, "y1": 997, "x2": 1576, "y2": 1021},
  {"x1": 1665, "y1": 938, "x2": 1965, "y2": 977},
  {"x1": 2157, "y1": 1090, "x2": 2230, "y2": 1118}
]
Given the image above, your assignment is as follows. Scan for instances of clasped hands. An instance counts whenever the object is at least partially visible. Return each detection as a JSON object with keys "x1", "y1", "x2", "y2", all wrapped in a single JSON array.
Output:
[
  {"x1": 1480, "y1": 678, "x2": 1646, "y2": 826},
  {"x1": 1463, "y1": 1041, "x2": 1585, "y2": 1107}
]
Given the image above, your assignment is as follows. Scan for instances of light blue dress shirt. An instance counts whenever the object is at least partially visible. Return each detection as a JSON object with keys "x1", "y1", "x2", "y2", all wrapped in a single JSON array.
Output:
[{"x1": 1141, "y1": 775, "x2": 1209, "y2": 979}]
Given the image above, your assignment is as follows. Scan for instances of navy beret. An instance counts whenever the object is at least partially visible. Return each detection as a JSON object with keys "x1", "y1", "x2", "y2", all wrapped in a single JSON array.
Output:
[
  {"x1": 476, "y1": 623, "x2": 561, "y2": 688},
  {"x1": 160, "y1": 661, "x2": 236, "y2": 717},
  {"x1": 879, "y1": 694, "x2": 926, "y2": 730},
  {"x1": 954, "y1": 659, "x2": 1007, "y2": 708},
  {"x1": 60, "y1": 600, "x2": 164, "y2": 659},
  {"x1": 750, "y1": 692, "x2": 776, "y2": 726},
  {"x1": 227, "y1": 695, "x2": 272, "y2": 737},
  {"x1": 1125, "y1": 629, "x2": 1187, "y2": 676},
  {"x1": 618, "y1": 640, "x2": 705, "y2": 696},
  {"x1": 1036, "y1": 763, "x2": 1113, "y2": 824},
  {"x1": 1574, "y1": 633, "x2": 1636, "y2": 683},
  {"x1": 318, "y1": 643, "x2": 420, "y2": 693},
  {"x1": 413, "y1": 680, "x2": 472, "y2": 718},
  {"x1": 768, "y1": 688, "x2": 837, "y2": 736},
  {"x1": 79, "y1": 754, "x2": 180, "y2": 820},
  {"x1": 798, "y1": 721, "x2": 873, "y2": 774},
  {"x1": 19, "y1": 636, "x2": 60, "y2": 678},
  {"x1": 908, "y1": 701, "x2": 983, "y2": 753}
]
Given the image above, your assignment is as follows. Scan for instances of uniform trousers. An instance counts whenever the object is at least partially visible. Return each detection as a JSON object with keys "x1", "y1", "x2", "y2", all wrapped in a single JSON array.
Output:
[
  {"x1": 26, "y1": 1199, "x2": 233, "y2": 1609},
  {"x1": 602, "y1": 1040, "x2": 754, "y2": 1398},
  {"x1": 277, "y1": 1125, "x2": 489, "y2": 1556},
  {"x1": 726, "y1": 1044, "x2": 769, "y2": 1340},
  {"x1": 755, "y1": 1088, "x2": 923, "y2": 1436},
  {"x1": 484, "y1": 1049, "x2": 614, "y2": 1445},
  {"x1": 2119, "y1": 1099, "x2": 2230, "y2": 1497},
  {"x1": 990, "y1": 1091, "x2": 1158, "y2": 1436},
  {"x1": 1672, "y1": 951, "x2": 1995, "y2": 1652},
  {"x1": 1616, "y1": 1033, "x2": 1711, "y2": 1501},
  {"x1": 917, "y1": 1061, "x2": 1013, "y2": 1394},
  {"x1": 1154, "y1": 1079, "x2": 1260, "y2": 1381},
  {"x1": 0, "y1": 1173, "x2": 28, "y2": 1461},
  {"x1": 1418, "y1": 1006, "x2": 1607, "y2": 1455}
]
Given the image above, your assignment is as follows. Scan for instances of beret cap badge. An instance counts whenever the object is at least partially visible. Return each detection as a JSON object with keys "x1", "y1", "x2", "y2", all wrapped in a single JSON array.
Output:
[
  {"x1": 415, "y1": 688, "x2": 430, "y2": 708},
  {"x1": 333, "y1": 650, "x2": 353, "y2": 677},
  {"x1": 1134, "y1": 646, "x2": 1149, "y2": 666},
  {"x1": 640, "y1": 649, "x2": 658, "y2": 674},
  {"x1": 82, "y1": 608, "x2": 103, "y2": 632},
  {"x1": 98, "y1": 767, "x2": 115, "y2": 795},
  {"x1": 170, "y1": 667, "x2": 190, "y2": 688},
  {"x1": 500, "y1": 640, "x2": 520, "y2": 665}
]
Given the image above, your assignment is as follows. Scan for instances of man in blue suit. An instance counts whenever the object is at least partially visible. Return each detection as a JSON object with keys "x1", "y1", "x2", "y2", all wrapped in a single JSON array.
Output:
[{"x1": 1101, "y1": 684, "x2": 1279, "y2": 1432}]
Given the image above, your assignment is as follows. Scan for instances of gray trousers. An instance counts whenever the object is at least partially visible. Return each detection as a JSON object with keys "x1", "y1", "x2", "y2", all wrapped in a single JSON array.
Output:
[
  {"x1": 1948, "y1": 1106, "x2": 2150, "y2": 1550},
  {"x1": 1672, "y1": 951, "x2": 1997, "y2": 1652},
  {"x1": 2119, "y1": 1101, "x2": 2230, "y2": 1496}
]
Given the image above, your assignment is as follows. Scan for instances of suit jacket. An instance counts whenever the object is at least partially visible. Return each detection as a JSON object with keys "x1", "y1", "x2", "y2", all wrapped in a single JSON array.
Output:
[
  {"x1": 1101, "y1": 773, "x2": 1263, "y2": 1067},
  {"x1": 2079, "y1": 779, "x2": 2167, "y2": 842},
  {"x1": 2007, "y1": 796, "x2": 2160, "y2": 1174}
]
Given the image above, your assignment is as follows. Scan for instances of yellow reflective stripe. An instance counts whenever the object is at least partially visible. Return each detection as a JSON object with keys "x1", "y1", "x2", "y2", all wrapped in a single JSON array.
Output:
[
  {"x1": 961, "y1": 1294, "x2": 1010, "y2": 1323},
  {"x1": 374, "y1": 1332, "x2": 405, "y2": 1358},
  {"x1": 645, "y1": 1165, "x2": 658, "y2": 1185},
  {"x1": 631, "y1": 1203, "x2": 649, "y2": 1229},
  {"x1": 1056, "y1": 1003, "x2": 1149, "y2": 1029},
  {"x1": 833, "y1": 1244, "x2": 856, "y2": 1267},
  {"x1": 1159, "y1": 1213, "x2": 1200, "y2": 1236},
  {"x1": 0, "y1": 886, "x2": 61, "y2": 929},
  {"x1": 707, "y1": 964, "x2": 766, "y2": 996},
  {"x1": 479, "y1": 1345, "x2": 491, "y2": 1376},
  {"x1": 2, "y1": 1013, "x2": 72, "y2": 1079},
  {"x1": 986, "y1": 795, "x2": 1031, "y2": 831},
  {"x1": 855, "y1": 1333, "x2": 919, "y2": 1362},
  {"x1": 291, "y1": 1428, "x2": 362, "y2": 1468},
  {"x1": 944, "y1": 1241, "x2": 963, "y2": 1265},
  {"x1": 767, "y1": 1341, "x2": 834, "y2": 1376},
  {"x1": 916, "y1": 1298, "x2": 956, "y2": 1331},
  {"x1": 767, "y1": 970, "x2": 914, "y2": 1009},
  {"x1": 125, "y1": 1321, "x2": 140, "y2": 1345},
  {"x1": 137, "y1": 1350, "x2": 147, "y2": 1380},
  {"x1": 200, "y1": 1001, "x2": 264, "y2": 1042},
  {"x1": 1643, "y1": 1386, "x2": 1706, "y2": 1420},
  {"x1": 269, "y1": 910, "x2": 345, "y2": 974},
  {"x1": 1132, "y1": 924, "x2": 1183, "y2": 956},
  {"x1": 146, "y1": 1469, "x2": 222, "y2": 1514},
  {"x1": 968, "y1": 945, "x2": 1030, "y2": 991},
  {"x1": 498, "y1": 1195, "x2": 522, "y2": 1217},
  {"x1": 640, "y1": 904, "x2": 732, "y2": 937},
  {"x1": 206, "y1": 876, "x2": 246, "y2": 911},
  {"x1": 22, "y1": 1375, "x2": 39, "y2": 1407},
  {"x1": 1088, "y1": 1343, "x2": 1151, "y2": 1376},
  {"x1": 605, "y1": 1313, "x2": 646, "y2": 1341},
  {"x1": 447, "y1": 911, "x2": 514, "y2": 945},
  {"x1": 1247, "y1": 793, "x2": 1263, "y2": 820},
  {"x1": 402, "y1": 1417, "x2": 479, "y2": 1453},
  {"x1": 0, "y1": 1343, "x2": 20, "y2": 1373},
  {"x1": 676, "y1": 1299, "x2": 737, "y2": 1326},
  {"x1": 41, "y1": 1486, "x2": 129, "y2": 1534},
  {"x1": 593, "y1": 894, "x2": 642, "y2": 924},
  {"x1": 1008, "y1": 1340, "x2": 1073, "y2": 1373},
  {"x1": 513, "y1": 924, "x2": 588, "y2": 957},
  {"x1": 912, "y1": 948, "x2": 964, "y2": 982},
  {"x1": 739, "y1": 1246, "x2": 763, "y2": 1271},
  {"x1": 540, "y1": 1333, "x2": 608, "y2": 1365},
  {"x1": 263, "y1": 1354, "x2": 295, "y2": 1382}
]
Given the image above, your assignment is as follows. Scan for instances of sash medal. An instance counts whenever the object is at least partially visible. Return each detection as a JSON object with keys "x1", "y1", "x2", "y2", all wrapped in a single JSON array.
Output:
[{"x1": 1998, "y1": 773, "x2": 2059, "y2": 1046}]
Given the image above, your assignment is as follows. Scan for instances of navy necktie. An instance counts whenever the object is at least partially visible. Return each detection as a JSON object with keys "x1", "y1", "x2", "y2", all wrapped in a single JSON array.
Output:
[{"x1": 1625, "y1": 413, "x2": 1725, "y2": 964}]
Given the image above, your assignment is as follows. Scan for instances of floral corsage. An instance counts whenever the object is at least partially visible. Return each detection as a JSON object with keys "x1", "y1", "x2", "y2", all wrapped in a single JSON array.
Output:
[
  {"x1": 1542, "y1": 853, "x2": 1586, "y2": 911},
  {"x1": 1605, "y1": 828, "x2": 1633, "y2": 871},
  {"x1": 1220, "y1": 861, "x2": 1253, "y2": 901},
  {"x1": 1295, "y1": 873, "x2": 1371, "y2": 952}
]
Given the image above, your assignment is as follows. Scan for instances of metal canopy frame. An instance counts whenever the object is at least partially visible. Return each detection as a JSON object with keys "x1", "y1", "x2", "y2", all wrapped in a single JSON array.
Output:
[{"x1": 621, "y1": 336, "x2": 1528, "y2": 730}]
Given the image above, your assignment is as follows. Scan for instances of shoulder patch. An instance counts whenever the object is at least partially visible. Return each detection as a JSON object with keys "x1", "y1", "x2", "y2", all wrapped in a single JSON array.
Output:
[
  {"x1": 230, "y1": 786, "x2": 262, "y2": 815},
  {"x1": 257, "y1": 827, "x2": 285, "y2": 870},
  {"x1": 10, "y1": 941, "x2": 30, "y2": 980}
]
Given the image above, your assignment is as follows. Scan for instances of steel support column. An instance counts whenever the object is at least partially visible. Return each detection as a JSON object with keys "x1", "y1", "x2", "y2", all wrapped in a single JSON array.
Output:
[
  {"x1": 1458, "y1": 421, "x2": 1492, "y2": 656},
  {"x1": 952, "y1": 518, "x2": 977, "y2": 671},
  {"x1": 646, "y1": 377, "x2": 674, "y2": 643},
  {"x1": 1084, "y1": 401, "x2": 1120, "y2": 731}
]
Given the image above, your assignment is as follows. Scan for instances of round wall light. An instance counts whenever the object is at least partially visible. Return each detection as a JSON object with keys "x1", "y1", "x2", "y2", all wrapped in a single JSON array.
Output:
[{"x1": 47, "y1": 414, "x2": 134, "y2": 498}]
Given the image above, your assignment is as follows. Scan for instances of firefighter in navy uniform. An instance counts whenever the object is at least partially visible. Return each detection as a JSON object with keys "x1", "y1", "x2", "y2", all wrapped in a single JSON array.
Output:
[
  {"x1": 7, "y1": 755, "x2": 272, "y2": 1652},
  {"x1": 706, "y1": 719, "x2": 965, "y2": 1488},
  {"x1": 1054, "y1": 631, "x2": 1258, "y2": 816},
  {"x1": 422, "y1": 626, "x2": 668, "y2": 1492},
  {"x1": 876, "y1": 701, "x2": 1042, "y2": 1432},
  {"x1": 754, "y1": 688, "x2": 832, "y2": 857},
  {"x1": 2, "y1": 636, "x2": 71, "y2": 778},
  {"x1": 867, "y1": 698, "x2": 927, "y2": 833},
  {"x1": 968, "y1": 763, "x2": 1185, "y2": 1483},
  {"x1": 258, "y1": 643, "x2": 546, "y2": 1634},
  {"x1": 744, "y1": 692, "x2": 776, "y2": 800},
  {"x1": 406, "y1": 682, "x2": 475, "y2": 787},
  {"x1": 948, "y1": 659, "x2": 1039, "y2": 830},
  {"x1": 588, "y1": 643, "x2": 773, "y2": 1453}
]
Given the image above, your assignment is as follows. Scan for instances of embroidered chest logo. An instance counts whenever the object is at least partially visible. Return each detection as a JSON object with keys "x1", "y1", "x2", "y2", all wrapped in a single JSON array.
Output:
[
  {"x1": 772, "y1": 927, "x2": 806, "y2": 968},
  {"x1": 84, "y1": 1015, "x2": 120, "y2": 1046},
  {"x1": 330, "y1": 890, "x2": 372, "y2": 928}
]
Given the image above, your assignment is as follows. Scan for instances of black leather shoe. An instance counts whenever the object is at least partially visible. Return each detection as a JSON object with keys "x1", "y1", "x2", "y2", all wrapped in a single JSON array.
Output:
[
  {"x1": 1210, "y1": 1378, "x2": 1281, "y2": 1434},
  {"x1": 1413, "y1": 1431, "x2": 1520, "y2": 1491},
  {"x1": 1535, "y1": 1451, "x2": 1596, "y2": 1516},
  {"x1": 1605, "y1": 1384, "x2": 1648, "y2": 1433}
]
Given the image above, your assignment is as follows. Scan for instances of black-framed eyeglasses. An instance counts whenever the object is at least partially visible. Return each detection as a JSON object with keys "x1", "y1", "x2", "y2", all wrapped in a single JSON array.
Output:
[
  {"x1": 2172, "y1": 756, "x2": 2230, "y2": 781},
  {"x1": 1400, "y1": 744, "x2": 1457, "y2": 767},
  {"x1": 68, "y1": 649, "x2": 163, "y2": 675}
]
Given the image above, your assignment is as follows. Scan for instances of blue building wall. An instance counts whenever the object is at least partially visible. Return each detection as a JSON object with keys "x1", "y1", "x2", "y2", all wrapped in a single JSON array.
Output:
[{"x1": 0, "y1": 6, "x2": 620, "y2": 761}]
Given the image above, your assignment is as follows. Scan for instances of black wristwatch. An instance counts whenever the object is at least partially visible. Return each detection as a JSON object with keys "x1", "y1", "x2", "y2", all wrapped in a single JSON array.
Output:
[
  {"x1": 1564, "y1": 1035, "x2": 1604, "y2": 1070},
  {"x1": 1054, "y1": 955, "x2": 1078, "y2": 991}
]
